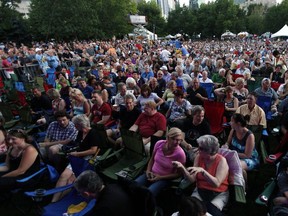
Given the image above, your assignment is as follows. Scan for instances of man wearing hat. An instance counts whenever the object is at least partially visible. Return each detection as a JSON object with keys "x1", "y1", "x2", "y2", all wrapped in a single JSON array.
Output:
[{"x1": 160, "y1": 65, "x2": 171, "y2": 83}]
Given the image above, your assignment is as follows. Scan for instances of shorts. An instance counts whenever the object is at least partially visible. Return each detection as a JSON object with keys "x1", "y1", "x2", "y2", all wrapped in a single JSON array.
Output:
[
  {"x1": 242, "y1": 158, "x2": 259, "y2": 171},
  {"x1": 191, "y1": 188, "x2": 229, "y2": 210}
]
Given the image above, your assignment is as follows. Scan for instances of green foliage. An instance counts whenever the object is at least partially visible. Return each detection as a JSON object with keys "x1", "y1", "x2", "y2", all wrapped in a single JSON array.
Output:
[
  {"x1": 28, "y1": 0, "x2": 137, "y2": 40},
  {"x1": 137, "y1": 0, "x2": 167, "y2": 36},
  {"x1": 264, "y1": 0, "x2": 288, "y2": 33},
  {"x1": 246, "y1": 4, "x2": 266, "y2": 35},
  {"x1": 0, "y1": 0, "x2": 28, "y2": 42}
]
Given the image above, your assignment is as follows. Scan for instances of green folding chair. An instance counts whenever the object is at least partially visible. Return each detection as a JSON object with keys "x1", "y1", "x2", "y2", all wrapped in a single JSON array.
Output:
[{"x1": 99, "y1": 129, "x2": 149, "y2": 181}]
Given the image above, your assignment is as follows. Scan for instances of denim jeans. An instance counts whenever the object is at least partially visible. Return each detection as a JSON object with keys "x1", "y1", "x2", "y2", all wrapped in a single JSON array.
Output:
[{"x1": 135, "y1": 173, "x2": 170, "y2": 196}]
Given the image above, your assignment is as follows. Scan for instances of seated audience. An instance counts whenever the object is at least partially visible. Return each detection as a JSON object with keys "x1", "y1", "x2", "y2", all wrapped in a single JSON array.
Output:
[
  {"x1": 166, "y1": 89, "x2": 192, "y2": 128},
  {"x1": 39, "y1": 111, "x2": 78, "y2": 166},
  {"x1": 186, "y1": 78, "x2": 208, "y2": 106},
  {"x1": 180, "y1": 105, "x2": 211, "y2": 148},
  {"x1": 254, "y1": 78, "x2": 279, "y2": 113},
  {"x1": 129, "y1": 101, "x2": 166, "y2": 152},
  {"x1": 107, "y1": 94, "x2": 141, "y2": 147},
  {"x1": 236, "y1": 92, "x2": 266, "y2": 129},
  {"x1": 51, "y1": 114, "x2": 99, "y2": 202},
  {"x1": 69, "y1": 88, "x2": 91, "y2": 117},
  {"x1": 173, "y1": 135, "x2": 229, "y2": 216},
  {"x1": 137, "y1": 84, "x2": 163, "y2": 111},
  {"x1": 135, "y1": 127, "x2": 186, "y2": 196},
  {"x1": 77, "y1": 78, "x2": 93, "y2": 99},
  {"x1": 74, "y1": 170, "x2": 135, "y2": 216},
  {"x1": 224, "y1": 113, "x2": 259, "y2": 182},
  {"x1": 0, "y1": 129, "x2": 40, "y2": 200}
]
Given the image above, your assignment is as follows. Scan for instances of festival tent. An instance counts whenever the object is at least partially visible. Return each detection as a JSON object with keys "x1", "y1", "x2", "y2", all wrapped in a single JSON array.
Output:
[
  {"x1": 238, "y1": 32, "x2": 249, "y2": 38},
  {"x1": 165, "y1": 34, "x2": 175, "y2": 39},
  {"x1": 271, "y1": 24, "x2": 288, "y2": 38},
  {"x1": 221, "y1": 30, "x2": 236, "y2": 39}
]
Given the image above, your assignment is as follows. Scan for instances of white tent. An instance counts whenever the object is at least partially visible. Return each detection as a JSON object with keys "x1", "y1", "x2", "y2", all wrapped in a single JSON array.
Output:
[
  {"x1": 165, "y1": 34, "x2": 175, "y2": 39},
  {"x1": 221, "y1": 30, "x2": 236, "y2": 39},
  {"x1": 271, "y1": 24, "x2": 288, "y2": 38},
  {"x1": 238, "y1": 31, "x2": 249, "y2": 38}
]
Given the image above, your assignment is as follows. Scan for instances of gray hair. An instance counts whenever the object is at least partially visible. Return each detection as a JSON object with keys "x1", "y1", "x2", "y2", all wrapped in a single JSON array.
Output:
[
  {"x1": 191, "y1": 105, "x2": 204, "y2": 116},
  {"x1": 124, "y1": 94, "x2": 135, "y2": 102},
  {"x1": 74, "y1": 170, "x2": 103, "y2": 194},
  {"x1": 197, "y1": 135, "x2": 219, "y2": 156},
  {"x1": 72, "y1": 114, "x2": 90, "y2": 129},
  {"x1": 126, "y1": 77, "x2": 136, "y2": 86},
  {"x1": 171, "y1": 72, "x2": 178, "y2": 78},
  {"x1": 117, "y1": 82, "x2": 126, "y2": 90}
]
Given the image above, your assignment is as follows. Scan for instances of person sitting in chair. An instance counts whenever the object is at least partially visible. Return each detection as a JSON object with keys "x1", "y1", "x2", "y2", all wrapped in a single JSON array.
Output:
[
  {"x1": 129, "y1": 101, "x2": 166, "y2": 153},
  {"x1": 51, "y1": 114, "x2": 99, "y2": 203},
  {"x1": 39, "y1": 111, "x2": 78, "y2": 168},
  {"x1": 135, "y1": 127, "x2": 186, "y2": 196},
  {"x1": 173, "y1": 135, "x2": 229, "y2": 216},
  {"x1": 74, "y1": 170, "x2": 136, "y2": 216},
  {"x1": 0, "y1": 129, "x2": 40, "y2": 201}
]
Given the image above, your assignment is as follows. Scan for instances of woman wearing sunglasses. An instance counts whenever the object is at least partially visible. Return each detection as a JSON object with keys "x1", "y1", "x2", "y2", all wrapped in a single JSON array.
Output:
[{"x1": 173, "y1": 135, "x2": 229, "y2": 216}]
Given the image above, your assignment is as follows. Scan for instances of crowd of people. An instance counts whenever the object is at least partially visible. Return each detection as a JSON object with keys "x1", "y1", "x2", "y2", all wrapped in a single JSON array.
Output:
[{"x1": 0, "y1": 37, "x2": 288, "y2": 215}]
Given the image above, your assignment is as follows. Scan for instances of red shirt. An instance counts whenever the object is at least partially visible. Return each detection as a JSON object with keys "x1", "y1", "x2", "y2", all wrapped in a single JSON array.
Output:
[
  {"x1": 134, "y1": 112, "x2": 166, "y2": 138},
  {"x1": 91, "y1": 102, "x2": 112, "y2": 124},
  {"x1": 196, "y1": 154, "x2": 229, "y2": 193}
]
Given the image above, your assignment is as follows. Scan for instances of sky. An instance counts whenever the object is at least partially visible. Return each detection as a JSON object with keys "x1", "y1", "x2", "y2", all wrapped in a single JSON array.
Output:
[{"x1": 179, "y1": 0, "x2": 283, "y2": 7}]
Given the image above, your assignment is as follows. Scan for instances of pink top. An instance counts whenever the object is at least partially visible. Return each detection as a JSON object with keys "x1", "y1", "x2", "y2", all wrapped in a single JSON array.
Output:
[{"x1": 152, "y1": 140, "x2": 186, "y2": 176}]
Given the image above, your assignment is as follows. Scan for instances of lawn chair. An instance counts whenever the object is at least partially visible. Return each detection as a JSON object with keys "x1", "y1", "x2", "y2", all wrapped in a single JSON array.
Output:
[
  {"x1": 98, "y1": 129, "x2": 149, "y2": 181},
  {"x1": 203, "y1": 100, "x2": 226, "y2": 143},
  {"x1": 0, "y1": 102, "x2": 20, "y2": 129},
  {"x1": 25, "y1": 155, "x2": 95, "y2": 216},
  {"x1": 200, "y1": 82, "x2": 214, "y2": 99},
  {"x1": 256, "y1": 95, "x2": 272, "y2": 120}
]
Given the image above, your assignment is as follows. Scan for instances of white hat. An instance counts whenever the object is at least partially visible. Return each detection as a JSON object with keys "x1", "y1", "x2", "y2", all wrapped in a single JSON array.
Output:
[
  {"x1": 160, "y1": 65, "x2": 167, "y2": 71},
  {"x1": 35, "y1": 48, "x2": 42, "y2": 52}
]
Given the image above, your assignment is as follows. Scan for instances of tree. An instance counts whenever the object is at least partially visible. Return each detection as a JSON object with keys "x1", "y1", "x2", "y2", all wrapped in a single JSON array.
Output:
[
  {"x1": 167, "y1": 6, "x2": 197, "y2": 36},
  {"x1": 29, "y1": 0, "x2": 101, "y2": 40},
  {"x1": 246, "y1": 4, "x2": 266, "y2": 35},
  {"x1": 137, "y1": 0, "x2": 167, "y2": 36},
  {"x1": 0, "y1": 0, "x2": 28, "y2": 42},
  {"x1": 96, "y1": 0, "x2": 137, "y2": 39},
  {"x1": 264, "y1": 0, "x2": 288, "y2": 33},
  {"x1": 29, "y1": 0, "x2": 137, "y2": 40}
]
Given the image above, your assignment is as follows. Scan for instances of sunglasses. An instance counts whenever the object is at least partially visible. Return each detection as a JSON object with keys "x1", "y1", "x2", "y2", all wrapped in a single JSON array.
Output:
[{"x1": 7, "y1": 129, "x2": 26, "y2": 137}]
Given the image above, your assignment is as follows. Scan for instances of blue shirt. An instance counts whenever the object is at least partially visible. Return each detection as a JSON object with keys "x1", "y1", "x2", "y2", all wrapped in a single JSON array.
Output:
[{"x1": 46, "y1": 121, "x2": 78, "y2": 142}]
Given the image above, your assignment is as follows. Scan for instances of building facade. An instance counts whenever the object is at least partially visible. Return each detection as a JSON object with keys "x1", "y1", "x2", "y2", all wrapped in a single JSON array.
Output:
[{"x1": 157, "y1": 0, "x2": 176, "y2": 19}]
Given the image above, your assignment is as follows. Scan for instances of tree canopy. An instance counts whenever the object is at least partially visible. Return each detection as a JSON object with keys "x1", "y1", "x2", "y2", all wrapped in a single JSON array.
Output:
[{"x1": 1, "y1": 0, "x2": 288, "y2": 41}]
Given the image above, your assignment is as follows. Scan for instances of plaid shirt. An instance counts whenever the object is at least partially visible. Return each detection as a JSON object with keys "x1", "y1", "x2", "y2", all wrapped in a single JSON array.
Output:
[{"x1": 46, "y1": 121, "x2": 78, "y2": 142}]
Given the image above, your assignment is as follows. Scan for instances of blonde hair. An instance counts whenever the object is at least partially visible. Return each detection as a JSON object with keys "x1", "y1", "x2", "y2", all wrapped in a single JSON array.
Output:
[
  {"x1": 235, "y1": 77, "x2": 245, "y2": 85},
  {"x1": 144, "y1": 101, "x2": 157, "y2": 109},
  {"x1": 167, "y1": 127, "x2": 182, "y2": 139},
  {"x1": 69, "y1": 88, "x2": 86, "y2": 105}
]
